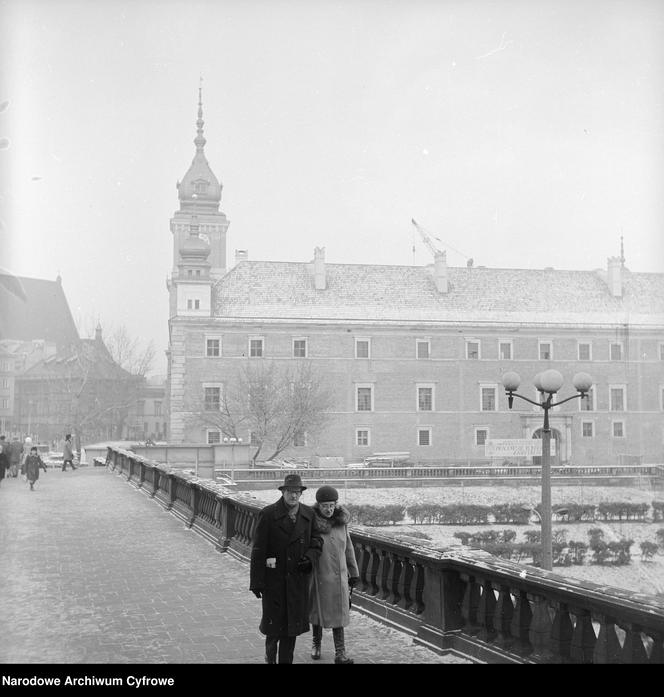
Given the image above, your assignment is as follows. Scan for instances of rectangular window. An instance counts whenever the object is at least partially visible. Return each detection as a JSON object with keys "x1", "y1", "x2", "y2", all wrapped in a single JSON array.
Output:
[
  {"x1": 475, "y1": 428, "x2": 488, "y2": 446},
  {"x1": 355, "y1": 338, "x2": 370, "y2": 359},
  {"x1": 249, "y1": 338, "x2": 264, "y2": 358},
  {"x1": 610, "y1": 342, "x2": 623, "y2": 361},
  {"x1": 356, "y1": 429, "x2": 370, "y2": 447},
  {"x1": 579, "y1": 386, "x2": 595, "y2": 411},
  {"x1": 293, "y1": 430, "x2": 306, "y2": 447},
  {"x1": 206, "y1": 338, "x2": 221, "y2": 357},
  {"x1": 417, "y1": 386, "x2": 433, "y2": 411},
  {"x1": 187, "y1": 299, "x2": 200, "y2": 310},
  {"x1": 416, "y1": 340, "x2": 430, "y2": 359},
  {"x1": 539, "y1": 341, "x2": 552, "y2": 360},
  {"x1": 1, "y1": 378, "x2": 9, "y2": 389},
  {"x1": 481, "y1": 386, "x2": 497, "y2": 412},
  {"x1": 582, "y1": 421, "x2": 594, "y2": 438},
  {"x1": 578, "y1": 342, "x2": 592, "y2": 361},
  {"x1": 499, "y1": 341, "x2": 512, "y2": 360},
  {"x1": 660, "y1": 343, "x2": 664, "y2": 361},
  {"x1": 612, "y1": 421, "x2": 625, "y2": 438},
  {"x1": 292, "y1": 338, "x2": 307, "y2": 358},
  {"x1": 610, "y1": 386, "x2": 625, "y2": 412},
  {"x1": 204, "y1": 386, "x2": 221, "y2": 411},
  {"x1": 207, "y1": 430, "x2": 221, "y2": 445},
  {"x1": 418, "y1": 428, "x2": 431, "y2": 446},
  {"x1": 356, "y1": 385, "x2": 373, "y2": 412},
  {"x1": 466, "y1": 340, "x2": 480, "y2": 359},
  {"x1": 154, "y1": 401, "x2": 162, "y2": 417},
  {"x1": 1, "y1": 398, "x2": 8, "y2": 409},
  {"x1": 249, "y1": 431, "x2": 260, "y2": 446},
  {"x1": 137, "y1": 400, "x2": 145, "y2": 416}
]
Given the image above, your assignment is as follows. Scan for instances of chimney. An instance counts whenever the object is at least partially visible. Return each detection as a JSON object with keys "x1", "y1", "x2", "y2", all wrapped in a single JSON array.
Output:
[
  {"x1": 434, "y1": 251, "x2": 448, "y2": 293},
  {"x1": 313, "y1": 246, "x2": 326, "y2": 290},
  {"x1": 607, "y1": 256, "x2": 622, "y2": 297},
  {"x1": 95, "y1": 322, "x2": 103, "y2": 342},
  {"x1": 235, "y1": 249, "x2": 248, "y2": 265}
]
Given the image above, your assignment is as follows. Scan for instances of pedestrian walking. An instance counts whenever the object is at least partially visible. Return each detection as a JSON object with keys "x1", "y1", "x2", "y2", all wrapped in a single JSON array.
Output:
[
  {"x1": 308, "y1": 485, "x2": 360, "y2": 664},
  {"x1": 21, "y1": 446, "x2": 47, "y2": 491},
  {"x1": 8, "y1": 436, "x2": 22, "y2": 477},
  {"x1": 62, "y1": 434, "x2": 77, "y2": 471},
  {"x1": 0, "y1": 435, "x2": 8, "y2": 486},
  {"x1": 249, "y1": 473, "x2": 322, "y2": 664}
]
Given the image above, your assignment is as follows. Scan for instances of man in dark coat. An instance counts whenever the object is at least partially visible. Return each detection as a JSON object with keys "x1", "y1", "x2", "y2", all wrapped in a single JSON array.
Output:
[{"x1": 249, "y1": 473, "x2": 322, "y2": 664}]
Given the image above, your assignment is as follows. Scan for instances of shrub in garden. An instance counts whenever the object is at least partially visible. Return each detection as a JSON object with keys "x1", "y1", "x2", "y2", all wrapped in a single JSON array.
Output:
[
  {"x1": 567, "y1": 541, "x2": 587, "y2": 565},
  {"x1": 652, "y1": 501, "x2": 664, "y2": 522},
  {"x1": 524, "y1": 530, "x2": 541, "y2": 544},
  {"x1": 640, "y1": 541, "x2": 659, "y2": 561},
  {"x1": 657, "y1": 528, "x2": 664, "y2": 551},
  {"x1": 453, "y1": 531, "x2": 472, "y2": 546},
  {"x1": 346, "y1": 504, "x2": 405, "y2": 526}
]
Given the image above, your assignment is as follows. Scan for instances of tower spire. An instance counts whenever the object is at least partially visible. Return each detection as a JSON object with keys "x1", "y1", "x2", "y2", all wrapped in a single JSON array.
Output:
[
  {"x1": 195, "y1": 76, "x2": 206, "y2": 153},
  {"x1": 620, "y1": 234, "x2": 625, "y2": 268}
]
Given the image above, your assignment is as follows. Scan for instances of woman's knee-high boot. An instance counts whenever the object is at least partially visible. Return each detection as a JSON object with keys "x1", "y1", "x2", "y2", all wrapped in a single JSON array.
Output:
[
  {"x1": 332, "y1": 627, "x2": 354, "y2": 664},
  {"x1": 311, "y1": 625, "x2": 322, "y2": 660}
]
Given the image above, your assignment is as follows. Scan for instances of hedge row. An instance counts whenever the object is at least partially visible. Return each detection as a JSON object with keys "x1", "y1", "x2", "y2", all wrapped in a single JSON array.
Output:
[
  {"x1": 455, "y1": 527, "x2": 640, "y2": 567},
  {"x1": 345, "y1": 501, "x2": 664, "y2": 526}
]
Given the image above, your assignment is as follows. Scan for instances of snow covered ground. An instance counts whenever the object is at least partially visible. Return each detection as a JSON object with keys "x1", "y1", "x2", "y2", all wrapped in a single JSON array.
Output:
[{"x1": 248, "y1": 483, "x2": 664, "y2": 597}]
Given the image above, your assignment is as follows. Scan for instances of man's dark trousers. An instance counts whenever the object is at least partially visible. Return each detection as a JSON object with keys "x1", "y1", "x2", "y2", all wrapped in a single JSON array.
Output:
[{"x1": 265, "y1": 636, "x2": 296, "y2": 664}]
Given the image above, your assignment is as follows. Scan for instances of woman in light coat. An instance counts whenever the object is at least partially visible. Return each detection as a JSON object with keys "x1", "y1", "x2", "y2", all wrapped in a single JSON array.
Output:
[{"x1": 309, "y1": 485, "x2": 360, "y2": 664}]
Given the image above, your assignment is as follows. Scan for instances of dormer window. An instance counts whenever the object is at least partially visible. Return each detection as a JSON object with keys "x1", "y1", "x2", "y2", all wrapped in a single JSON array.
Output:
[{"x1": 194, "y1": 180, "x2": 208, "y2": 194}]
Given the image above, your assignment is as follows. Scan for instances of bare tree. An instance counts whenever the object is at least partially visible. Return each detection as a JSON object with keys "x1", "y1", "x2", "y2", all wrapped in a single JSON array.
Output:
[
  {"x1": 190, "y1": 360, "x2": 333, "y2": 463},
  {"x1": 104, "y1": 325, "x2": 155, "y2": 377}
]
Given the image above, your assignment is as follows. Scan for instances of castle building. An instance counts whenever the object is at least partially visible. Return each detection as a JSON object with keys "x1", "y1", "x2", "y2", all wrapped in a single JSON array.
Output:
[{"x1": 166, "y1": 93, "x2": 664, "y2": 466}]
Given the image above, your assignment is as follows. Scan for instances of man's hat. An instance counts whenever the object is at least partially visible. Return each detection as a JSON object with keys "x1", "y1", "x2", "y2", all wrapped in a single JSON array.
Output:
[{"x1": 278, "y1": 473, "x2": 307, "y2": 491}]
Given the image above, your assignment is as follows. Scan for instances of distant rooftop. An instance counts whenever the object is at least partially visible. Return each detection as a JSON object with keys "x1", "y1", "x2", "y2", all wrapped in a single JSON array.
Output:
[{"x1": 0, "y1": 273, "x2": 79, "y2": 345}]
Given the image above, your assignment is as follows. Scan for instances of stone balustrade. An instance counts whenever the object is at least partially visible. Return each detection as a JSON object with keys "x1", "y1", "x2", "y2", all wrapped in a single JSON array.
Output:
[{"x1": 105, "y1": 446, "x2": 664, "y2": 664}]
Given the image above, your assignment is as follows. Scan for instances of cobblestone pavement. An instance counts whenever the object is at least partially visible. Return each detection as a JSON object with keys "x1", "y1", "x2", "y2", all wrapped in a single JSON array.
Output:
[{"x1": 0, "y1": 468, "x2": 472, "y2": 665}]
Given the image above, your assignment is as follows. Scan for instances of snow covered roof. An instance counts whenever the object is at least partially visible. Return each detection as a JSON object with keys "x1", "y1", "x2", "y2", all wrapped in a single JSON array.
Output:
[{"x1": 213, "y1": 261, "x2": 664, "y2": 327}]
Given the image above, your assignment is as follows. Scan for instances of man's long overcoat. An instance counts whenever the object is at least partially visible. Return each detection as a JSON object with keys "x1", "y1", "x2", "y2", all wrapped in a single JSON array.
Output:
[{"x1": 249, "y1": 497, "x2": 321, "y2": 637}]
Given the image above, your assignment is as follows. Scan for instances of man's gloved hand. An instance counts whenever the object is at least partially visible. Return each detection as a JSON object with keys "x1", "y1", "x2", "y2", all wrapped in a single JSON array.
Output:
[
  {"x1": 296, "y1": 557, "x2": 312, "y2": 574},
  {"x1": 252, "y1": 589, "x2": 262, "y2": 599},
  {"x1": 348, "y1": 576, "x2": 360, "y2": 588}
]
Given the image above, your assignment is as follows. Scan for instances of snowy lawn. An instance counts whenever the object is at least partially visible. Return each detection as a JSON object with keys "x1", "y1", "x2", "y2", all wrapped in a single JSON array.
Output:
[{"x1": 248, "y1": 483, "x2": 664, "y2": 597}]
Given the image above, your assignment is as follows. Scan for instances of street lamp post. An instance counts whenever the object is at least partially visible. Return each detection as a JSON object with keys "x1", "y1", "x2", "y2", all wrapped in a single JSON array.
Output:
[
  {"x1": 502, "y1": 369, "x2": 592, "y2": 571},
  {"x1": 223, "y1": 436, "x2": 243, "y2": 482}
]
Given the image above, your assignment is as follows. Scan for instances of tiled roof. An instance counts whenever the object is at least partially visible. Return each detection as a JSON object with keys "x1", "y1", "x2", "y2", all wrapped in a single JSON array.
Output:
[
  {"x1": 0, "y1": 274, "x2": 79, "y2": 345},
  {"x1": 213, "y1": 261, "x2": 664, "y2": 326},
  {"x1": 22, "y1": 337, "x2": 135, "y2": 381}
]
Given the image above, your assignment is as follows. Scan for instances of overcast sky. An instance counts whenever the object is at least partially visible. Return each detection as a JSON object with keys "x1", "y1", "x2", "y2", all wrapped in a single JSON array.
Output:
[{"x1": 2, "y1": 0, "x2": 663, "y2": 376}]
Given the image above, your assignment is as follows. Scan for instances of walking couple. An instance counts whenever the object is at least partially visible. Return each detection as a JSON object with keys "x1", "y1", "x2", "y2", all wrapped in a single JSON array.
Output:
[{"x1": 249, "y1": 474, "x2": 359, "y2": 664}]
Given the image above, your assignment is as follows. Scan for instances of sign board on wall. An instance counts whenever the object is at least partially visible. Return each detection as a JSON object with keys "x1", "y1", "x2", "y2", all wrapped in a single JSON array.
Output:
[{"x1": 485, "y1": 439, "x2": 557, "y2": 457}]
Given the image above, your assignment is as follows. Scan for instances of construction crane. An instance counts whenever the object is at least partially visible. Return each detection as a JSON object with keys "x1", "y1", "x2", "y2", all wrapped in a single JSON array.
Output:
[
  {"x1": 411, "y1": 218, "x2": 445, "y2": 259},
  {"x1": 410, "y1": 218, "x2": 473, "y2": 267}
]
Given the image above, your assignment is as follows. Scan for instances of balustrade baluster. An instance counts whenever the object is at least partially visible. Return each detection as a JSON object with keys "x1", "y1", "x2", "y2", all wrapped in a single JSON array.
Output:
[
  {"x1": 353, "y1": 543, "x2": 368, "y2": 592},
  {"x1": 647, "y1": 632, "x2": 663, "y2": 664},
  {"x1": 593, "y1": 615, "x2": 621, "y2": 664},
  {"x1": 528, "y1": 593, "x2": 555, "y2": 662},
  {"x1": 492, "y1": 584, "x2": 514, "y2": 649},
  {"x1": 459, "y1": 573, "x2": 480, "y2": 636},
  {"x1": 620, "y1": 623, "x2": 649, "y2": 664},
  {"x1": 397, "y1": 557, "x2": 413, "y2": 611},
  {"x1": 365, "y1": 546, "x2": 380, "y2": 596},
  {"x1": 477, "y1": 579, "x2": 497, "y2": 643},
  {"x1": 375, "y1": 550, "x2": 389, "y2": 600},
  {"x1": 386, "y1": 554, "x2": 402, "y2": 605},
  {"x1": 569, "y1": 608, "x2": 596, "y2": 663},
  {"x1": 409, "y1": 562, "x2": 424, "y2": 615},
  {"x1": 510, "y1": 589, "x2": 533, "y2": 656},
  {"x1": 550, "y1": 601, "x2": 573, "y2": 662}
]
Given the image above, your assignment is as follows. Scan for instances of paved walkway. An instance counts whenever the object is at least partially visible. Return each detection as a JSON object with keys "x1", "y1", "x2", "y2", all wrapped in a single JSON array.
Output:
[{"x1": 0, "y1": 468, "x2": 471, "y2": 665}]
